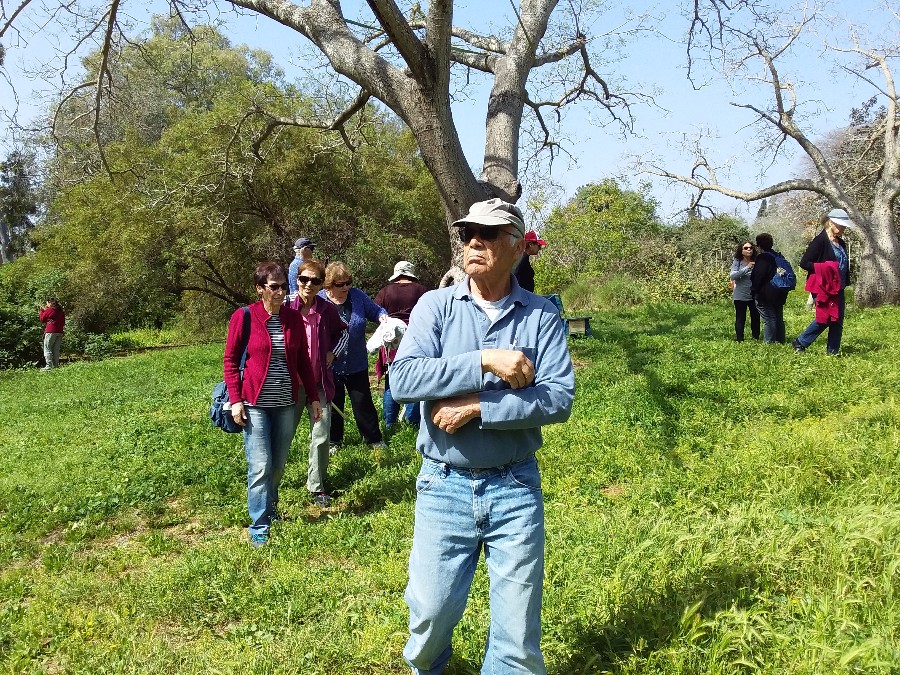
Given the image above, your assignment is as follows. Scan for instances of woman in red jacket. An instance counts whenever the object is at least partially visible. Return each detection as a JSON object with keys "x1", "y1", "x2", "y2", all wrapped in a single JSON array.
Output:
[
  {"x1": 39, "y1": 297, "x2": 65, "y2": 370},
  {"x1": 224, "y1": 262, "x2": 322, "y2": 548}
]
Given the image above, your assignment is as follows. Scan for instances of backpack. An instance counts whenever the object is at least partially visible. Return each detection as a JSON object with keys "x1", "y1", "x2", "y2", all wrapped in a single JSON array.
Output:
[
  {"x1": 770, "y1": 252, "x2": 797, "y2": 291},
  {"x1": 210, "y1": 307, "x2": 251, "y2": 433}
]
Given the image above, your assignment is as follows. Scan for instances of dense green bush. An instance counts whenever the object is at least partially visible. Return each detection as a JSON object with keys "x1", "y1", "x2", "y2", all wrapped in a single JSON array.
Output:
[{"x1": 83, "y1": 333, "x2": 116, "y2": 360}]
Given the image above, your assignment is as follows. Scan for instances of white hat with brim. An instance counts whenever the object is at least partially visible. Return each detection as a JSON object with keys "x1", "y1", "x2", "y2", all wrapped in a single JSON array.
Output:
[
  {"x1": 389, "y1": 261, "x2": 418, "y2": 282},
  {"x1": 828, "y1": 208, "x2": 858, "y2": 228},
  {"x1": 452, "y1": 198, "x2": 526, "y2": 237}
]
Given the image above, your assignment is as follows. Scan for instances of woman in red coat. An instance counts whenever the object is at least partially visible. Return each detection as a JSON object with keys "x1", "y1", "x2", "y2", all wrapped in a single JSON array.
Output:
[
  {"x1": 39, "y1": 297, "x2": 65, "y2": 370},
  {"x1": 224, "y1": 262, "x2": 321, "y2": 548}
]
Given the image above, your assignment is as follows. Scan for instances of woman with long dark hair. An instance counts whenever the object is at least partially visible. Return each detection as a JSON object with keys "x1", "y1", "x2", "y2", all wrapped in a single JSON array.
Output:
[{"x1": 729, "y1": 242, "x2": 760, "y2": 342}]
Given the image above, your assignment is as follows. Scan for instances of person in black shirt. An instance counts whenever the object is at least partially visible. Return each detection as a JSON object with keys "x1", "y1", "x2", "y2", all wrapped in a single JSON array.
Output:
[
  {"x1": 514, "y1": 231, "x2": 546, "y2": 292},
  {"x1": 750, "y1": 233, "x2": 789, "y2": 344}
]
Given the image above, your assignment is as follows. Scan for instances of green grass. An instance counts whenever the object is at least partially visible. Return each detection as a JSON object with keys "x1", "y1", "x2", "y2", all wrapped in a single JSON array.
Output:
[{"x1": 2, "y1": 296, "x2": 899, "y2": 673}]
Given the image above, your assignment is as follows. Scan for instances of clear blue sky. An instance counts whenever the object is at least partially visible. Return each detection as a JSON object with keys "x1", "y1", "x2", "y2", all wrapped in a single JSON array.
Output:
[{"x1": 0, "y1": 0, "x2": 889, "y2": 222}]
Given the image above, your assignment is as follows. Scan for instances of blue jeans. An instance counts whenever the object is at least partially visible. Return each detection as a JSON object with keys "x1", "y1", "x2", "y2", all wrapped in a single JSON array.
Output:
[
  {"x1": 755, "y1": 302, "x2": 785, "y2": 344},
  {"x1": 404, "y1": 457, "x2": 545, "y2": 675},
  {"x1": 243, "y1": 404, "x2": 300, "y2": 537},
  {"x1": 383, "y1": 384, "x2": 421, "y2": 429},
  {"x1": 796, "y1": 289, "x2": 845, "y2": 354}
]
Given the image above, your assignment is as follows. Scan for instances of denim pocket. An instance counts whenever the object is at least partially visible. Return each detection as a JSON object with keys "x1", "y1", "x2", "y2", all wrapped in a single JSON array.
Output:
[
  {"x1": 505, "y1": 458, "x2": 542, "y2": 492},
  {"x1": 415, "y1": 461, "x2": 443, "y2": 493}
]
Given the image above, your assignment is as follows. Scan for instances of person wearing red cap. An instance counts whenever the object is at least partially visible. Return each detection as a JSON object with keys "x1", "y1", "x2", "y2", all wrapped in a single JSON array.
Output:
[{"x1": 514, "y1": 230, "x2": 547, "y2": 292}]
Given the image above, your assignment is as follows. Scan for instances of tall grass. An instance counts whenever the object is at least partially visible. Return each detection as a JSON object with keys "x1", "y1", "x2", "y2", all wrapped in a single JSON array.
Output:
[{"x1": 1, "y1": 295, "x2": 898, "y2": 673}]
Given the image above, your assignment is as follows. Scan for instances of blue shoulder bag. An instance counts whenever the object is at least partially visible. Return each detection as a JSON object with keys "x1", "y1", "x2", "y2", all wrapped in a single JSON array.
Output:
[{"x1": 210, "y1": 307, "x2": 251, "y2": 433}]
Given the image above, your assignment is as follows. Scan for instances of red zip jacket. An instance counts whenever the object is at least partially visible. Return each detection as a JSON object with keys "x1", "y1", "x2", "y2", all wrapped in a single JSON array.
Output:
[
  {"x1": 223, "y1": 302, "x2": 318, "y2": 406},
  {"x1": 805, "y1": 261, "x2": 841, "y2": 324},
  {"x1": 39, "y1": 306, "x2": 65, "y2": 334}
]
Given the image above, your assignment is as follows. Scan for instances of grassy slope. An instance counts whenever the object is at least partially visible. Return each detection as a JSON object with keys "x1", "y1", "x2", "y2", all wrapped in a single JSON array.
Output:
[{"x1": 1, "y1": 297, "x2": 898, "y2": 674}]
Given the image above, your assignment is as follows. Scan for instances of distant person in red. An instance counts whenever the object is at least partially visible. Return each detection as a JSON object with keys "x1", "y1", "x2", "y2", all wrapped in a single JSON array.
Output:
[
  {"x1": 514, "y1": 230, "x2": 547, "y2": 292},
  {"x1": 374, "y1": 261, "x2": 429, "y2": 429},
  {"x1": 39, "y1": 297, "x2": 65, "y2": 370}
]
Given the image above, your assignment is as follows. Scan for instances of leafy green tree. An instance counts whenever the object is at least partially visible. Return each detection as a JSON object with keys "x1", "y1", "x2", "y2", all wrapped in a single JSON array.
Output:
[
  {"x1": 27, "y1": 21, "x2": 446, "y2": 333},
  {"x1": 536, "y1": 179, "x2": 662, "y2": 291},
  {"x1": 0, "y1": 150, "x2": 38, "y2": 264},
  {"x1": 669, "y1": 214, "x2": 751, "y2": 267}
]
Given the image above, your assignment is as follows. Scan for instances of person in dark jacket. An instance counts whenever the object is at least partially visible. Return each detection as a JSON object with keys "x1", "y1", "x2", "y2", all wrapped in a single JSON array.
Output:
[
  {"x1": 792, "y1": 208, "x2": 857, "y2": 355},
  {"x1": 750, "y1": 233, "x2": 789, "y2": 344},
  {"x1": 513, "y1": 230, "x2": 546, "y2": 293},
  {"x1": 224, "y1": 262, "x2": 321, "y2": 547}
]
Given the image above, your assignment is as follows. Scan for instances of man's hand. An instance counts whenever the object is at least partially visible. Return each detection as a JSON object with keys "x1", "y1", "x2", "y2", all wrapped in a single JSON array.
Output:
[
  {"x1": 481, "y1": 349, "x2": 535, "y2": 389},
  {"x1": 310, "y1": 400, "x2": 323, "y2": 423},
  {"x1": 432, "y1": 394, "x2": 480, "y2": 434}
]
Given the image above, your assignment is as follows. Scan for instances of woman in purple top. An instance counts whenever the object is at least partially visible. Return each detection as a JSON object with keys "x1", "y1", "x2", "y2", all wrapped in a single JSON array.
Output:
[
  {"x1": 290, "y1": 260, "x2": 348, "y2": 506},
  {"x1": 319, "y1": 261, "x2": 388, "y2": 449}
]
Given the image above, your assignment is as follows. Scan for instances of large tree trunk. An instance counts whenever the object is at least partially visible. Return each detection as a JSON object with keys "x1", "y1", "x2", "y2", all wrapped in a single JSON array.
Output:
[
  {"x1": 0, "y1": 221, "x2": 12, "y2": 264},
  {"x1": 855, "y1": 206, "x2": 900, "y2": 307}
]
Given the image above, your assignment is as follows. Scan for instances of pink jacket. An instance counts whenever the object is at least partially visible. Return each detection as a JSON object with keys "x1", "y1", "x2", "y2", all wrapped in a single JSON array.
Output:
[
  {"x1": 288, "y1": 295, "x2": 347, "y2": 403},
  {"x1": 223, "y1": 302, "x2": 318, "y2": 406},
  {"x1": 805, "y1": 261, "x2": 841, "y2": 324}
]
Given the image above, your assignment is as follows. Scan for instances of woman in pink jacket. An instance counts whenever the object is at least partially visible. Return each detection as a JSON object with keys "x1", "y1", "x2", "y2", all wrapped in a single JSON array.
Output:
[{"x1": 224, "y1": 262, "x2": 322, "y2": 548}]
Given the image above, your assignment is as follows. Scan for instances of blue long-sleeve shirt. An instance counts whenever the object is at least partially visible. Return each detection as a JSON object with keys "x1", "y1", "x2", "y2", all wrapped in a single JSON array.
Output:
[
  {"x1": 318, "y1": 286, "x2": 386, "y2": 375},
  {"x1": 288, "y1": 256, "x2": 303, "y2": 295},
  {"x1": 390, "y1": 276, "x2": 575, "y2": 468}
]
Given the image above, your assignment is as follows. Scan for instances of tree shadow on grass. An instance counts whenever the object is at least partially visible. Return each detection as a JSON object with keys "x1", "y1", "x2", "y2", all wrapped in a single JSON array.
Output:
[{"x1": 549, "y1": 560, "x2": 763, "y2": 674}]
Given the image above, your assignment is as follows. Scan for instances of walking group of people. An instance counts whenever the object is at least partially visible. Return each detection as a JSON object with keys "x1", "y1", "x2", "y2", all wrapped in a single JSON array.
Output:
[
  {"x1": 222, "y1": 199, "x2": 573, "y2": 673},
  {"x1": 730, "y1": 208, "x2": 857, "y2": 355},
  {"x1": 223, "y1": 248, "x2": 431, "y2": 544}
]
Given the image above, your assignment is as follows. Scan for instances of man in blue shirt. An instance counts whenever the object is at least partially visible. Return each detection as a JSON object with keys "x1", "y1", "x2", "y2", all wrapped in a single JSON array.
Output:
[
  {"x1": 391, "y1": 199, "x2": 575, "y2": 674},
  {"x1": 287, "y1": 237, "x2": 316, "y2": 298}
]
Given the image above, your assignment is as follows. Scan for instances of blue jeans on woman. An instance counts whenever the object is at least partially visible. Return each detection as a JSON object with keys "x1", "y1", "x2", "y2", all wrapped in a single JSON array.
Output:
[
  {"x1": 243, "y1": 404, "x2": 300, "y2": 538},
  {"x1": 383, "y1": 373, "x2": 421, "y2": 428},
  {"x1": 755, "y1": 302, "x2": 785, "y2": 344},
  {"x1": 403, "y1": 456, "x2": 545, "y2": 674},
  {"x1": 795, "y1": 288, "x2": 845, "y2": 354}
]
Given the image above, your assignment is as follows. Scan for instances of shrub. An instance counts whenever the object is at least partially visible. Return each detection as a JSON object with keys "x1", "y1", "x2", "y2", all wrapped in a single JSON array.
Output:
[
  {"x1": 562, "y1": 274, "x2": 645, "y2": 312},
  {"x1": 83, "y1": 333, "x2": 116, "y2": 360}
]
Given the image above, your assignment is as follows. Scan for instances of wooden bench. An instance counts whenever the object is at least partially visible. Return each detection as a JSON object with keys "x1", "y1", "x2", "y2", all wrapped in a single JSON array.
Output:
[{"x1": 542, "y1": 294, "x2": 593, "y2": 337}]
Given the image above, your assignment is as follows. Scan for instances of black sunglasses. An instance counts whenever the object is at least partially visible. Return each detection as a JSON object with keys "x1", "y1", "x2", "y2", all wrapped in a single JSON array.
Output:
[
  {"x1": 332, "y1": 280, "x2": 352, "y2": 288},
  {"x1": 262, "y1": 282, "x2": 288, "y2": 292},
  {"x1": 297, "y1": 276, "x2": 323, "y2": 286},
  {"x1": 458, "y1": 224, "x2": 517, "y2": 244}
]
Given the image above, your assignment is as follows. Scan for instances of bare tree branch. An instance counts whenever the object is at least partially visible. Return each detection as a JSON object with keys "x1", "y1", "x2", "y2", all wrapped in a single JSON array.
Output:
[
  {"x1": 647, "y1": 162, "x2": 826, "y2": 201},
  {"x1": 366, "y1": 0, "x2": 429, "y2": 83},
  {"x1": 92, "y1": 0, "x2": 121, "y2": 178},
  {"x1": 0, "y1": 0, "x2": 35, "y2": 39},
  {"x1": 250, "y1": 88, "x2": 372, "y2": 158}
]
